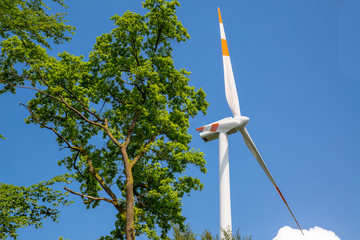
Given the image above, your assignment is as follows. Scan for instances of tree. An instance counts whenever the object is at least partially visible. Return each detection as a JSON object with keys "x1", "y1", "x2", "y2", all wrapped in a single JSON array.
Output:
[
  {"x1": 220, "y1": 228, "x2": 252, "y2": 240},
  {"x1": 200, "y1": 229, "x2": 215, "y2": 240},
  {"x1": 1, "y1": 0, "x2": 75, "y2": 239},
  {"x1": 171, "y1": 223, "x2": 197, "y2": 240},
  {"x1": 0, "y1": 176, "x2": 72, "y2": 240},
  {"x1": 0, "y1": 0, "x2": 74, "y2": 49},
  {"x1": 0, "y1": 0, "x2": 208, "y2": 239},
  {"x1": 169, "y1": 224, "x2": 252, "y2": 240}
]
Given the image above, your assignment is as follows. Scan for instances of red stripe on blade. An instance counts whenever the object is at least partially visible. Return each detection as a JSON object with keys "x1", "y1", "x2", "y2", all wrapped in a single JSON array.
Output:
[
  {"x1": 276, "y1": 186, "x2": 287, "y2": 204},
  {"x1": 210, "y1": 123, "x2": 219, "y2": 132},
  {"x1": 276, "y1": 186, "x2": 304, "y2": 236},
  {"x1": 196, "y1": 127, "x2": 205, "y2": 131}
]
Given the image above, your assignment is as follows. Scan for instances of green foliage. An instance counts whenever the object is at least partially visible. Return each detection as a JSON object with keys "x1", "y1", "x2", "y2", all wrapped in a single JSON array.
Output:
[
  {"x1": 199, "y1": 229, "x2": 215, "y2": 240},
  {"x1": 0, "y1": 174, "x2": 74, "y2": 240},
  {"x1": 171, "y1": 223, "x2": 196, "y2": 240},
  {"x1": 0, "y1": 0, "x2": 209, "y2": 239},
  {"x1": 169, "y1": 224, "x2": 252, "y2": 240},
  {"x1": 58, "y1": 237, "x2": 70, "y2": 240},
  {"x1": 0, "y1": 0, "x2": 75, "y2": 49},
  {"x1": 220, "y1": 227, "x2": 252, "y2": 240},
  {"x1": 0, "y1": 0, "x2": 75, "y2": 238}
]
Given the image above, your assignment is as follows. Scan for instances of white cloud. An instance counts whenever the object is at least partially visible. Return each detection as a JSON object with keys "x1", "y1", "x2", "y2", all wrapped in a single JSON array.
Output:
[{"x1": 272, "y1": 226, "x2": 341, "y2": 240}]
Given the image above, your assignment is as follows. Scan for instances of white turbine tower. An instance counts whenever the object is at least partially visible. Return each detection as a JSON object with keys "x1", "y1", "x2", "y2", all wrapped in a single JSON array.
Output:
[{"x1": 196, "y1": 8, "x2": 304, "y2": 238}]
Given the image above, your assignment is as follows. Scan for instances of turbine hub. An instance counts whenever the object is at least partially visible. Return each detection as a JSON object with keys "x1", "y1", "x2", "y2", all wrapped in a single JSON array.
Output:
[{"x1": 235, "y1": 116, "x2": 250, "y2": 129}]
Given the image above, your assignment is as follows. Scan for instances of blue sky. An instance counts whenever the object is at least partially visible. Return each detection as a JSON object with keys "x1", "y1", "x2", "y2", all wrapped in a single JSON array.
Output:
[{"x1": 1, "y1": 0, "x2": 359, "y2": 239}]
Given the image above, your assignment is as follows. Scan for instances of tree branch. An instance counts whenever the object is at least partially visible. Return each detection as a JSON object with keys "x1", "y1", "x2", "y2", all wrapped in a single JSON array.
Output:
[
  {"x1": 133, "y1": 191, "x2": 167, "y2": 220},
  {"x1": 131, "y1": 133, "x2": 157, "y2": 167},
  {"x1": 64, "y1": 187, "x2": 115, "y2": 205},
  {"x1": 124, "y1": 112, "x2": 139, "y2": 148},
  {"x1": 19, "y1": 64, "x2": 107, "y2": 130},
  {"x1": 72, "y1": 150, "x2": 86, "y2": 179},
  {"x1": 2, "y1": 80, "x2": 126, "y2": 168},
  {"x1": 99, "y1": 100, "x2": 107, "y2": 114},
  {"x1": 19, "y1": 103, "x2": 79, "y2": 151},
  {"x1": 73, "y1": 148, "x2": 124, "y2": 213},
  {"x1": 19, "y1": 103, "x2": 124, "y2": 212},
  {"x1": 130, "y1": 37, "x2": 140, "y2": 66},
  {"x1": 58, "y1": 82, "x2": 104, "y2": 123},
  {"x1": 153, "y1": 24, "x2": 164, "y2": 54},
  {"x1": 133, "y1": 183, "x2": 148, "y2": 191},
  {"x1": 107, "y1": 89, "x2": 128, "y2": 105},
  {"x1": 0, "y1": 80, "x2": 61, "y2": 103},
  {"x1": 118, "y1": 76, "x2": 133, "y2": 85},
  {"x1": 2, "y1": 78, "x2": 106, "y2": 131},
  {"x1": 104, "y1": 118, "x2": 125, "y2": 149},
  {"x1": 134, "y1": 82, "x2": 146, "y2": 102}
]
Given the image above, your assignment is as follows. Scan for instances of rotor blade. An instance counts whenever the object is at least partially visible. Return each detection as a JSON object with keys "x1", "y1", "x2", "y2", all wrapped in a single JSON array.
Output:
[
  {"x1": 218, "y1": 8, "x2": 241, "y2": 118},
  {"x1": 239, "y1": 127, "x2": 304, "y2": 235},
  {"x1": 196, "y1": 122, "x2": 219, "y2": 132}
]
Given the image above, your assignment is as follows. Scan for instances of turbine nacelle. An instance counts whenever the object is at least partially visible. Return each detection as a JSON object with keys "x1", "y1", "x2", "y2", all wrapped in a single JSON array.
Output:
[{"x1": 196, "y1": 116, "x2": 250, "y2": 142}]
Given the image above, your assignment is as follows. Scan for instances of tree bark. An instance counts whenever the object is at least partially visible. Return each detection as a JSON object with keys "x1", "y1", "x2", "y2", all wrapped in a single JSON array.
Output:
[
  {"x1": 125, "y1": 167, "x2": 135, "y2": 240},
  {"x1": 123, "y1": 148, "x2": 135, "y2": 240}
]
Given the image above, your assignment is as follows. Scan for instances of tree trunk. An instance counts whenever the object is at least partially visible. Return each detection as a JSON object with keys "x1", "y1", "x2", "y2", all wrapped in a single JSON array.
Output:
[{"x1": 125, "y1": 162, "x2": 135, "y2": 240}]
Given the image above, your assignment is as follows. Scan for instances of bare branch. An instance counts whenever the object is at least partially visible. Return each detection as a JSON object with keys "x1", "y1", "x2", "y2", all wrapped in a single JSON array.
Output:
[
  {"x1": 0, "y1": 80, "x2": 62, "y2": 103},
  {"x1": 64, "y1": 187, "x2": 115, "y2": 205},
  {"x1": 99, "y1": 100, "x2": 107, "y2": 114},
  {"x1": 119, "y1": 76, "x2": 133, "y2": 85}
]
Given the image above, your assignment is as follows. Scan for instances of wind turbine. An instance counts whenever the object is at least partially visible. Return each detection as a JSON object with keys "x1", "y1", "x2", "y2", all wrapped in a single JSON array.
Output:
[{"x1": 196, "y1": 8, "x2": 304, "y2": 238}]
